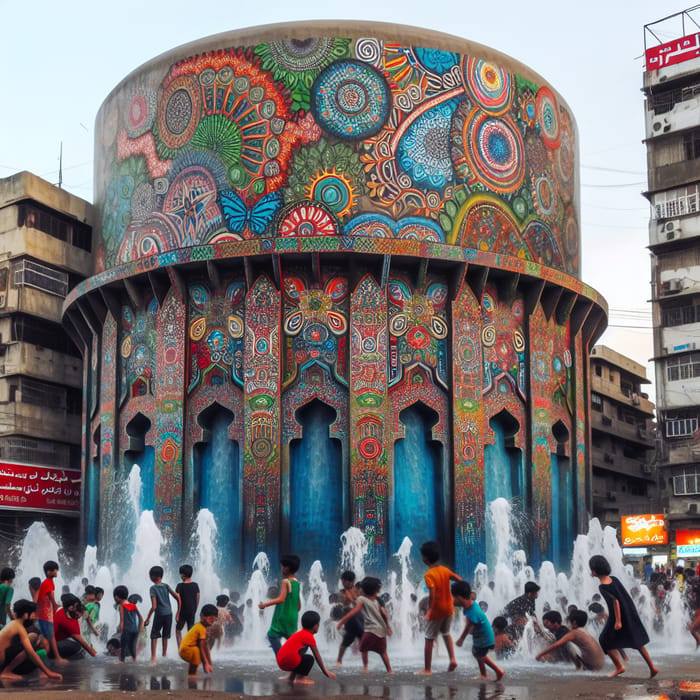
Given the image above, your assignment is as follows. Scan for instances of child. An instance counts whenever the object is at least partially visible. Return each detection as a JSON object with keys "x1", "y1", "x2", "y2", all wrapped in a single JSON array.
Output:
[
  {"x1": 207, "y1": 594, "x2": 234, "y2": 650},
  {"x1": 417, "y1": 541, "x2": 462, "y2": 674},
  {"x1": 113, "y1": 585, "x2": 143, "y2": 663},
  {"x1": 258, "y1": 554, "x2": 301, "y2": 655},
  {"x1": 36, "y1": 560, "x2": 65, "y2": 663},
  {"x1": 27, "y1": 577, "x2": 41, "y2": 604},
  {"x1": 0, "y1": 568, "x2": 14, "y2": 629},
  {"x1": 336, "y1": 576, "x2": 392, "y2": 673},
  {"x1": 535, "y1": 609, "x2": 605, "y2": 671},
  {"x1": 491, "y1": 616, "x2": 516, "y2": 658},
  {"x1": 175, "y1": 564, "x2": 200, "y2": 646},
  {"x1": 589, "y1": 554, "x2": 658, "y2": 678},
  {"x1": 277, "y1": 610, "x2": 336, "y2": 684},
  {"x1": 143, "y1": 565, "x2": 182, "y2": 664},
  {"x1": 179, "y1": 603, "x2": 218, "y2": 678},
  {"x1": 82, "y1": 585, "x2": 100, "y2": 642},
  {"x1": 336, "y1": 570, "x2": 363, "y2": 665},
  {"x1": 452, "y1": 580, "x2": 504, "y2": 681}
]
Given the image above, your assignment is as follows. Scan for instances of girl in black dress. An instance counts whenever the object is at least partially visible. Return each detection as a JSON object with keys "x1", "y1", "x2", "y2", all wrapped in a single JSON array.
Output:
[{"x1": 589, "y1": 554, "x2": 658, "y2": 678}]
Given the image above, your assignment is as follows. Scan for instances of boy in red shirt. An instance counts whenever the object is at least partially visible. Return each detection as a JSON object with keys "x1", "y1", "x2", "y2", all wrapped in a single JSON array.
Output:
[
  {"x1": 417, "y1": 541, "x2": 462, "y2": 674},
  {"x1": 277, "y1": 611, "x2": 336, "y2": 684},
  {"x1": 36, "y1": 560, "x2": 65, "y2": 663}
]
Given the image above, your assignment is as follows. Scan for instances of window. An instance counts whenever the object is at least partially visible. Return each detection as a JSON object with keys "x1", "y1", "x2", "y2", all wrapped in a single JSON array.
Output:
[
  {"x1": 674, "y1": 469, "x2": 700, "y2": 495},
  {"x1": 666, "y1": 352, "x2": 700, "y2": 381},
  {"x1": 649, "y1": 82, "x2": 700, "y2": 114},
  {"x1": 17, "y1": 202, "x2": 92, "y2": 252},
  {"x1": 13, "y1": 260, "x2": 68, "y2": 298},
  {"x1": 653, "y1": 184, "x2": 700, "y2": 219},
  {"x1": 595, "y1": 365, "x2": 602, "y2": 376},
  {"x1": 666, "y1": 417, "x2": 698, "y2": 437},
  {"x1": 591, "y1": 392, "x2": 603, "y2": 412},
  {"x1": 662, "y1": 301, "x2": 700, "y2": 326},
  {"x1": 685, "y1": 130, "x2": 700, "y2": 161}
]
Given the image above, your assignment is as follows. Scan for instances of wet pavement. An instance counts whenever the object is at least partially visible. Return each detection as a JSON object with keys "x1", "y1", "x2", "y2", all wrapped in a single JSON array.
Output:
[{"x1": 3, "y1": 648, "x2": 700, "y2": 699}]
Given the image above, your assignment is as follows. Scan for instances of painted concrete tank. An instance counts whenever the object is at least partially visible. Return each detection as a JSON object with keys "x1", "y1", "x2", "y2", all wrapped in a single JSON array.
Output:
[{"x1": 63, "y1": 21, "x2": 607, "y2": 576}]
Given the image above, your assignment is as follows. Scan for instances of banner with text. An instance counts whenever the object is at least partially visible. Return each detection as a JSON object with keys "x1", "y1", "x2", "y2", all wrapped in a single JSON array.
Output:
[
  {"x1": 646, "y1": 32, "x2": 700, "y2": 71},
  {"x1": 676, "y1": 529, "x2": 700, "y2": 557},
  {"x1": 621, "y1": 514, "x2": 668, "y2": 546},
  {"x1": 0, "y1": 462, "x2": 80, "y2": 515}
]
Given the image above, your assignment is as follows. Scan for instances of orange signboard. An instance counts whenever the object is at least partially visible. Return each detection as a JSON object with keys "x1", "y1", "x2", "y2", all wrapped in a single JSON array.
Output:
[{"x1": 620, "y1": 514, "x2": 667, "y2": 546}]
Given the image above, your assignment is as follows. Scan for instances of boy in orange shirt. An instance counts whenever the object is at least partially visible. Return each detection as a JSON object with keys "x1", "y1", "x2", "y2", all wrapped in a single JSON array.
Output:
[{"x1": 417, "y1": 541, "x2": 462, "y2": 674}]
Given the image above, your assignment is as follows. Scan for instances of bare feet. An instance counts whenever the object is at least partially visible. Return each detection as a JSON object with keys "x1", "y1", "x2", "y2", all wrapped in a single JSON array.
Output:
[
  {"x1": 649, "y1": 667, "x2": 659, "y2": 678},
  {"x1": 495, "y1": 669, "x2": 505, "y2": 681},
  {"x1": 608, "y1": 666, "x2": 626, "y2": 677},
  {"x1": 448, "y1": 661, "x2": 457, "y2": 672},
  {"x1": 415, "y1": 669, "x2": 432, "y2": 675},
  {"x1": 0, "y1": 671, "x2": 24, "y2": 681},
  {"x1": 294, "y1": 677, "x2": 315, "y2": 684}
]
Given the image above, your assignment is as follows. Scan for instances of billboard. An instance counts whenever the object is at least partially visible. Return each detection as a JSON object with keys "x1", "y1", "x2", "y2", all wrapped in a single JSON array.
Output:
[
  {"x1": 621, "y1": 514, "x2": 668, "y2": 546},
  {"x1": 0, "y1": 462, "x2": 80, "y2": 515},
  {"x1": 676, "y1": 529, "x2": 700, "y2": 557},
  {"x1": 646, "y1": 32, "x2": 700, "y2": 70}
]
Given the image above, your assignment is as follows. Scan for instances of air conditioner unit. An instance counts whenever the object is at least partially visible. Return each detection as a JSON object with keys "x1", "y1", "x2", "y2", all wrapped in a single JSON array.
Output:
[
  {"x1": 642, "y1": 464, "x2": 652, "y2": 474},
  {"x1": 668, "y1": 278, "x2": 683, "y2": 292},
  {"x1": 604, "y1": 453, "x2": 614, "y2": 464},
  {"x1": 688, "y1": 503, "x2": 698, "y2": 515},
  {"x1": 632, "y1": 393, "x2": 640, "y2": 405},
  {"x1": 607, "y1": 491, "x2": 617, "y2": 501},
  {"x1": 658, "y1": 219, "x2": 682, "y2": 240}
]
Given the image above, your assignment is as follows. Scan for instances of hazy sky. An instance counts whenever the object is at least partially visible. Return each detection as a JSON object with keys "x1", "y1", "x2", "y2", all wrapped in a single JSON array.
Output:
[{"x1": 1, "y1": 0, "x2": 692, "y2": 391}]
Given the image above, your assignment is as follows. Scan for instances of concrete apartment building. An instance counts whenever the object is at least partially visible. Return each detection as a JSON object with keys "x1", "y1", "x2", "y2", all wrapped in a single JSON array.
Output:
[
  {"x1": 644, "y1": 8, "x2": 700, "y2": 535},
  {"x1": 589, "y1": 345, "x2": 657, "y2": 531},
  {"x1": 0, "y1": 171, "x2": 93, "y2": 541}
]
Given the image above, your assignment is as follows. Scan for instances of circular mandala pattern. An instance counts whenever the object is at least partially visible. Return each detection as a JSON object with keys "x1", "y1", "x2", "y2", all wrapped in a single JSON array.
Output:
[
  {"x1": 125, "y1": 89, "x2": 157, "y2": 138},
  {"x1": 460, "y1": 109, "x2": 525, "y2": 193},
  {"x1": 532, "y1": 351, "x2": 549, "y2": 382},
  {"x1": 278, "y1": 202, "x2": 338, "y2": 237},
  {"x1": 397, "y1": 102, "x2": 456, "y2": 189},
  {"x1": 311, "y1": 60, "x2": 391, "y2": 140},
  {"x1": 462, "y1": 57, "x2": 513, "y2": 115},
  {"x1": 512, "y1": 329, "x2": 525, "y2": 353},
  {"x1": 190, "y1": 317, "x2": 207, "y2": 342},
  {"x1": 536, "y1": 86, "x2": 560, "y2": 149},
  {"x1": 309, "y1": 171, "x2": 355, "y2": 217},
  {"x1": 157, "y1": 75, "x2": 202, "y2": 152},
  {"x1": 251, "y1": 437, "x2": 273, "y2": 459},
  {"x1": 362, "y1": 337, "x2": 377, "y2": 353},
  {"x1": 531, "y1": 174, "x2": 557, "y2": 221},
  {"x1": 255, "y1": 337, "x2": 270, "y2": 355},
  {"x1": 482, "y1": 324, "x2": 496, "y2": 347},
  {"x1": 121, "y1": 335, "x2": 133, "y2": 359},
  {"x1": 359, "y1": 437, "x2": 382, "y2": 460}
]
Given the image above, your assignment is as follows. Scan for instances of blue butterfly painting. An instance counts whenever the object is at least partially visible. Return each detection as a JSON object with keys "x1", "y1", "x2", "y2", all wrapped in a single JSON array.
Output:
[{"x1": 220, "y1": 190, "x2": 282, "y2": 235}]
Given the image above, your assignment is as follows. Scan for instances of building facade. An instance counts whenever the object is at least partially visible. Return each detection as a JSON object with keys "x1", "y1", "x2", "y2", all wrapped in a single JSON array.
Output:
[
  {"x1": 644, "y1": 8, "x2": 700, "y2": 539},
  {"x1": 589, "y1": 345, "x2": 657, "y2": 531},
  {"x1": 0, "y1": 172, "x2": 93, "y2": 543},
  {"x1": 62, "y1": 21, "x2": 608, "y2": 576}
]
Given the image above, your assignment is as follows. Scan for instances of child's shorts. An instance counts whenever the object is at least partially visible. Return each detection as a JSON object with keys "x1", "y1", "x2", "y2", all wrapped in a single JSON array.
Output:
[
  {"x1": 359, "y1": 632, "x2": 386, "y2": 655},
  {"x1": 472, "y1": 644, "x2": 495, "y2": 659},
  {"x1": 150, "y1": 613, "x2": 172, "y2": 639},
  {"x1": 424, "y1": 615, "x2": 452, "y2": 640},
  {"x1": 179, "y1": 645, "x2": 201, "y2": 666}
]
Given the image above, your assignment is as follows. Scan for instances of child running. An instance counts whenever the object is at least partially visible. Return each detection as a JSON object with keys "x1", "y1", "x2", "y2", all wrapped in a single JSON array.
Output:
[
  {"x1": 589, "y1": 554, "x2": 658, "y2": 678},
  {"x1": 277, "y1": 610, "x2": 336, "y2": 684},
  {"x1": 179, "y1": 604, "x2": 218, "y2": 678},
  {"x1": 258, "y1": 554, "x2": 301, "y2": 655},
  {"x1": 452, "y1": 580, "x2": 504, "y2": 681},
  {"x1": 337, "y1": 576, "x2": 392, "y2": 673},
  {"x1": 418, "y1": 541, "x2": 462, "y2": 674}
]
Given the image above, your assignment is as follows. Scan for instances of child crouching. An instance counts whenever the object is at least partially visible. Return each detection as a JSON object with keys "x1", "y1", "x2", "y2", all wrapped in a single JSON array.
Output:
[
  {"x1": 277, "y1": 610, "x2": 336, "y2": 684},
  {"x1": 179, "y1": 604, "x2": 218, "y2": 678}
]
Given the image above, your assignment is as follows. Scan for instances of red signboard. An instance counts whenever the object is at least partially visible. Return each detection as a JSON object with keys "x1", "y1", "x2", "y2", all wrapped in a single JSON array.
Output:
[
  {"x1": 0, "y1": 462, "x2": 80, "y2": 515},
  {"x1": 646, "y1": 32, "x2": 700, "y2": 70},
  {"x1": 620, "y1": 514, "x2": 668, "y2": 546}
]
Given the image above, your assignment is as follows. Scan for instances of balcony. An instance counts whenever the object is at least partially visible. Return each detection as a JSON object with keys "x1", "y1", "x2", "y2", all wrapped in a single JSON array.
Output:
[
  {"x1": 0, "y1": 342, "x2": 82, "y2": 388},
  {"x1": 591, "y1": 447, "x2": 655, "y2": 480},
  {"x1": 646, "y1": 96, "x2": 700, "y2": 140},
  {"x1": 0, "y1": 402, "x2": 81, "y2": 444},
  {"x1": 590, "y1": 412, "x2": 656, "y2": 447}
]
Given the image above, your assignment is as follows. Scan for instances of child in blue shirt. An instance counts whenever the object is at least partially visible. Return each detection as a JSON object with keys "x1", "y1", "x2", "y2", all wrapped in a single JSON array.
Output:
[{"x1": 452, "y1": 580, "x2": 504, "y2": 681}]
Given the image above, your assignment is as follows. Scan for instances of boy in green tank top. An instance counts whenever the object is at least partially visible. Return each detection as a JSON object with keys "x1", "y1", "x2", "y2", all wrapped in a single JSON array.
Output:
[{"x1": 258, "y1": 554, "x2": 301, "y2": 655}]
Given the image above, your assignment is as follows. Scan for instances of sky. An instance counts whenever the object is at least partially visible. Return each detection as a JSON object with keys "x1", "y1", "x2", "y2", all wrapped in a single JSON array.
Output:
[{"x1": 1, "y1": 0, "x2": 693, "y2": 399}]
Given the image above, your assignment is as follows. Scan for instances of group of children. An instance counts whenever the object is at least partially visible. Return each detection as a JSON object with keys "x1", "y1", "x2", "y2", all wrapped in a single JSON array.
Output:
[{"x1": 0, "y1": 547, "x2": 660, "y2": 683}]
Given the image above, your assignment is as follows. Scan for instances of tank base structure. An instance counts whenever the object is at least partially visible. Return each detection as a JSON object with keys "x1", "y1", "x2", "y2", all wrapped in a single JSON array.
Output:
[{"x1": 63, "y1": 21, "x2": 607, "y2": 576}]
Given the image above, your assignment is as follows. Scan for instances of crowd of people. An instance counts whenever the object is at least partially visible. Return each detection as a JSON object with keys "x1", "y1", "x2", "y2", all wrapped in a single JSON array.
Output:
[{"x1": 0, "y1": 544, "x2": 683, "y2": 684}]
